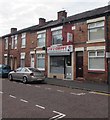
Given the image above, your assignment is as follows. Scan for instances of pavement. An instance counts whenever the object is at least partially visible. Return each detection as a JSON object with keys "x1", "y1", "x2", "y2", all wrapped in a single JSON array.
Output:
[{"x1": 45, "y1": 78, "x2": 110, "y2": 94}]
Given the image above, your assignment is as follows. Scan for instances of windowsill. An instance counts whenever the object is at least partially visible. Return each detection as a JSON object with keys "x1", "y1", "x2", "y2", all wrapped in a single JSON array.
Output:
[
  {"x1": 51, "y1": 44, "x2": 62, "y2": 47},
  {"x1": 36, "y1": 46, "x2": 45, "y2": 49},
  {"x1": 86, "y1": 39, "x2": 105, "y2": 44},
  {"x1": 88, "y1": 70, "x2": 105, "y2": 74},
  {"x1": 37, "y1": 68, "x2": 45, "y2": 71},
  {"x1": 21, "y1": 46, "x2": 26, "y2": 48}
]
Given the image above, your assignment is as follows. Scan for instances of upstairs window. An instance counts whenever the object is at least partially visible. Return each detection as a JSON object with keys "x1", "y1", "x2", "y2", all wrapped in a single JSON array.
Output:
[
  {"x1": 52, "y1": 30, "x2": 62, "y2": 45},
  {"x1": 21, "y1": 33, "x2": 26, "y2": 48},
  {"x1": 5, "y1": 37, "x2": 8, "y2": 50},
  {"x1": 11, "y1": 35, "x2": 18, "y2": 49},
  {"x1": 37, "y1": 33, "x2": 45, "y2": 47},
  {"x1": 14, "y1": 35, "x2": 18, "y2": 49},
  {"x1": 88, "y1": 21, "x2": 104, "y2": 41}
]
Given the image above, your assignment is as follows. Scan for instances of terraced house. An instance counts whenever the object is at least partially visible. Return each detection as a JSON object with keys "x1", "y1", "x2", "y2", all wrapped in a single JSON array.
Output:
[{"x1": 1, "y1": 5, "x2": 110, "y2": 83}]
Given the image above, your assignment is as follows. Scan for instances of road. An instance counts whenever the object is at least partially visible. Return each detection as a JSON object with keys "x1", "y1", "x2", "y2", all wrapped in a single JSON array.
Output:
[{"x1": 0, "y1": 78, "x2": 109, "y2": 119}]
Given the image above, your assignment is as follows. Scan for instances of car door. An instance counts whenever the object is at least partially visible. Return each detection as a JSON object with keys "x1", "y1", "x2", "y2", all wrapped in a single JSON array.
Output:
[{"x1": 13, "y1": 67, "x2": 22, "y2": 80}]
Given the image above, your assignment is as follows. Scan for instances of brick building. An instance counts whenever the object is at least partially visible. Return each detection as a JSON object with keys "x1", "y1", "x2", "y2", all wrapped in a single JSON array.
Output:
[{"x1": 1, "y1": 5, "x2": 110, "y2": 83}]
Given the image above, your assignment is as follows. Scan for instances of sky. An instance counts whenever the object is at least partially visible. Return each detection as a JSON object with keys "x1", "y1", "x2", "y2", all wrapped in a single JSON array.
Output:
[{"x1": 0, "y1": 0, "x2": 109, "y2": 36}]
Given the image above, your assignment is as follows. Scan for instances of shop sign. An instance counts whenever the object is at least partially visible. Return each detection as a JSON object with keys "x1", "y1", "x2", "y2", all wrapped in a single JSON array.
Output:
[{"x1": 47, "y1": 45, "x2": 73, "y2": 53}]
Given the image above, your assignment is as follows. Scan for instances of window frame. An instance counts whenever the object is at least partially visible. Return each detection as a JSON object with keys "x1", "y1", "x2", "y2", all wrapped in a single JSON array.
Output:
[
  {"x1": 88, "y1": 50, "x2": 105, "y2": 71},
  {"x1": 5, "y1": 37, "x2": 8, "y2": 50},
  {"x1": 88, "y1": 20, "x2": 105, "y2": 42},
  {"x1": 36, "y1": 53, "x2": 45, "y2": 70},
  {"x1": 52, "y1": 29, "x2": 63, "y2": 45},
  {"x1": 37, "y1": 33, "x2": 46, "y2": 48},
  {"x1": 21, "y1": 33, "x2": 26, "y2": 48}
]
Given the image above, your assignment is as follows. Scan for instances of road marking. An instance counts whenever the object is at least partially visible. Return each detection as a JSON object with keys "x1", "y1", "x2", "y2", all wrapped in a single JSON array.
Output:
[
  {"x1": 89, "y1": 91, "x2": 110, "y2": 96},
  {"x1": 9, "y1": 95, "x2": 16, "y2": 99},
  {"x1": 20, "y1": 99, "x2": 28, "y2": 103},
  {"x1": 70, "y1": 92, "x2": 86, "y2": 96},
  {"x1": 49, "y1": 110, "x2": 66, "y2": 120},
  {"x1": 0, "y1": 91, "x2": 3, "y2": 94},
  {"x1": 19, "y1": 83, "x2": 23, "y2": 85},
  {"x1": 45, "y1": 87, "x2": 52, "y2": 90},
  {"x1": 57, "y1": 90, "x2": 64, "y2": 93},
  {"x1": 27, "y1": 84, "x2": 31, "y2": 86},
  {"x1": 35, "y1": 85, "x2": 41, "y2": 88},
  {"x1": 35, "y1": 104, "x2": 45, "y2": 109}
]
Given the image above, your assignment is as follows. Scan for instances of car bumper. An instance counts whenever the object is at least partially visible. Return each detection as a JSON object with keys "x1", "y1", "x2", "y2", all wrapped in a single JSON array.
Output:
[{"x1": 29, "y1": 76, "x2": 45, "y2": 82}]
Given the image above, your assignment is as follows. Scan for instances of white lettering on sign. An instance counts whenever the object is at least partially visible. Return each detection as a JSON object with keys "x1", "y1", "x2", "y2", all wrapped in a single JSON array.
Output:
[{"x1": 47, "y1": 45, "x2": 73, "y2": 53}]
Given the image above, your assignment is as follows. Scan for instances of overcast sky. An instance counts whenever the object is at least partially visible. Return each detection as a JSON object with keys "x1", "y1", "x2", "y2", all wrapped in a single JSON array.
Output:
[{"x1": 0, "y1": 0, "x2": 109, "y2": 36}]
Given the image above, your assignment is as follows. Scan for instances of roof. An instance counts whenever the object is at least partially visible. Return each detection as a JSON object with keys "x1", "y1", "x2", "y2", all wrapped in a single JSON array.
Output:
[{"x1": 2, "y1": 5, "x2": 110, "y2": 38}]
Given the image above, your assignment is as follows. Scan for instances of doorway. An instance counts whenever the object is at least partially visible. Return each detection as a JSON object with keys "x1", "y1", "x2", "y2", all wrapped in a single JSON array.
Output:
[
  {"x1": 65, "y1": 55, "x2": 72, "y2": 79},
  {"x1": 76, "y1": 51, "x2": 83, "y2": 78}
]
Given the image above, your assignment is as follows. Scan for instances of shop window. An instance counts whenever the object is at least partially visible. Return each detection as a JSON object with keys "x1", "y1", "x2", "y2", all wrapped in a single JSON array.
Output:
[
  {"x1": 88, "y1": 50, "x2": 105, "y2": 71},
  {"x1": 52, "y1": 30, "x2": 62, "y2": 45},
  {"x1": 37, "y1": 54, "x2": 45, "y2": 70},
  {"x1": 37, "y1": 33, "x2": 45, "y2": 47},
  {"x1": 50, "y1": 56, "x2": 64, "y2": 74},
  {"x1": 88, "y1": 21, "x2": 104, "y2": 41}
]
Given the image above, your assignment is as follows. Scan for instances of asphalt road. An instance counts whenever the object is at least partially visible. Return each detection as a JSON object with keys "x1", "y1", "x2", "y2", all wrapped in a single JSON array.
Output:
[{"x1": 1, "y1": 78, "x2": 109, "y2": 119}]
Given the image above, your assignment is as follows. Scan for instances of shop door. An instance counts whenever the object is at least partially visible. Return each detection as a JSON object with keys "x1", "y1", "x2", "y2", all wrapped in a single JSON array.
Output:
[
  {"x1": 76, "y1": 52, "x2": 83, "y2": 78},
  {"x1": 65, "y1": 55, "x2": 72, "y2": 79}
]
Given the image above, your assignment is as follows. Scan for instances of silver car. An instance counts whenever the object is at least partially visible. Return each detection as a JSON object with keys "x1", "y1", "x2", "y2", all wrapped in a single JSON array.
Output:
[{"x1": 8, "y1": 67, "x2": 45, "y2": 83}]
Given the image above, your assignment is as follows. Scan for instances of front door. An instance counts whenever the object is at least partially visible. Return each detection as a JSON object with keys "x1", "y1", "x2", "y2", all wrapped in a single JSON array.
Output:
[
  {"x1": 76, "y1": 51, "x2": 83, "y2": 78},
  {"x1": 65, "y1": 55, "x2": 72, "y2": 79}
]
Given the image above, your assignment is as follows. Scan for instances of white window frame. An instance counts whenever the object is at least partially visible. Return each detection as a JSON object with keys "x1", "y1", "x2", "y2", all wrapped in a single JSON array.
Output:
[
  {"x1": 37, "y1": 32, "x2": 46, "y2": 48},
  {"x1": 14, "y1": 35, "x2": 18, "y2": 49},
  {"x1": 88, "y1": 50, "x2": 105, "y2": 71},
  {"x1": 52, "y1": 29, "x2": 63, "y2": 45},
  {"x1": 87, "y1": 21, "x2": 105, "y2": 43},
  {"x1": 5, "y1": 37, "x2": 8, "y2": 50},
  {"x1": 21, "y1": 33, "x2": 26, "y2": 48},
  {"x1": 87, "y1": 17, "x2": 105, "y2": 43},
  {"x1": 36, "y1": 53, "x2": 45, "y2": 71}
]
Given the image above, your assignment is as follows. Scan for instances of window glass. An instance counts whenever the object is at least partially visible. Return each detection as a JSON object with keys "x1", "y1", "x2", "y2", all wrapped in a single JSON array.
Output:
[
  {"x1": 37, "y1": 33, "x2": 45, "y2": 47},
  {"x1": 37, "y1": 54, "x2": 45, "y2": 69},
  {"x1": 21, "y1": 33, "x2": 26, "y2": 48},
  {"x1": 88, "y1": 21, "x2": 104, "y2": 41},
  {"x1": 50, "y1": 56, "x2": 64, "y2": 74},
  {"x1": 52, "y1": 30, "x2": 62, "y2": 45},
  {"x1": 88, "y1": 50, "x2": 105, "y2": 70}
]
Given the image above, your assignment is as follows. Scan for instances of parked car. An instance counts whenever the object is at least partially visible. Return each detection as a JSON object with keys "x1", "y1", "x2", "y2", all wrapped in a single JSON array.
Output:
[
  {"x1": 0, "y1": 64, "x2": 11, "y2": 78},
  {"x1": 8, "y1": 67, "x2": 45, "y2": 83}
]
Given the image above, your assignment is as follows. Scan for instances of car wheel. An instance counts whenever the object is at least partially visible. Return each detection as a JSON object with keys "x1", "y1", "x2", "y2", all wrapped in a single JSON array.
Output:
[
  {"x1": 22, "y1": 77, "x2": 27, "y2": 84},
  {"x1": 9, "y1": 74, "x2": 13, "y2": 81}
]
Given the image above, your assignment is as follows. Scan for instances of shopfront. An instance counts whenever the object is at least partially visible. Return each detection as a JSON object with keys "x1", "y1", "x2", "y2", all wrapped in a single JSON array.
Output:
[{"x1": 47, "y1": 45, "x2": 74, "y2": 80}]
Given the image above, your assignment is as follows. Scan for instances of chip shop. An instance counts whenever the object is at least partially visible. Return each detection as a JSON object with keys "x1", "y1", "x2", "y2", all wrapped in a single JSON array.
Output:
[{"x1": 47, "y1": 45, "x2": 74, "y2": 80}]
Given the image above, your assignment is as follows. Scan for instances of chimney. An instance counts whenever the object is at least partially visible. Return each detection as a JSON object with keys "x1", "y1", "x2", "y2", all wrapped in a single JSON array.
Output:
[
  {"x1": 11, "y1": 28, "x2": 17, "y2": 33},
  {"x1": 57, "y1": 10, "x2": 67, "y2": 20},
  {"x1": 39, "y1": 18, "x2": 46, "y2": 25}
]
